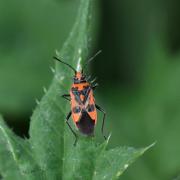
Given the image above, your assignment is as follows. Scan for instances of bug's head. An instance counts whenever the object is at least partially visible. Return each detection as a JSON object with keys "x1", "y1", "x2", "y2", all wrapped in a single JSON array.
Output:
[
  {"x1": 73, "y1": 71, "x2": 86, "y2": 84},
  {"x1": 53, "y1": 50, "x2": 101, "y2": 83}
]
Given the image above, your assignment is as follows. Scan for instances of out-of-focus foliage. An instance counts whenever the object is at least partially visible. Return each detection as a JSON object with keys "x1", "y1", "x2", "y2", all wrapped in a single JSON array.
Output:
[
  {"x1": 0, "y1": 0, "x2": 79, "y2": 115},
  {"x1": 0, "y1": 0, "x2": 180, "y2": 179},
  {"x1": 94, "y1": 0, "x2": 180, "y2": 179}
]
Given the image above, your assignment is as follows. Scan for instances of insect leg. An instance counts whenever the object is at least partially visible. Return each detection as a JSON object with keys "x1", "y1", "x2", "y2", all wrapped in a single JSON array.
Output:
[
  {"x1": 92, "y1": 83, "x2": 99, "y2": 90},
  {"x1": 62, "y1": 94, "x2": 70, "y2": 101},
  {"x1": 65, "y1": 111, "x2": 78, "y2": 146},
  {"x1": 95, "y1": 104, "x2": 107, "y2": 140},
  {"x1": 86, "y1": 75, "x2": 91, "y2": 81}
]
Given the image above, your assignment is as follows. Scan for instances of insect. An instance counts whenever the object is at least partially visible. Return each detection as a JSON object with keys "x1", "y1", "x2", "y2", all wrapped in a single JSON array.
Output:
[{"x1": 53, "y1": 51, "x2": 106, "y2": 145}]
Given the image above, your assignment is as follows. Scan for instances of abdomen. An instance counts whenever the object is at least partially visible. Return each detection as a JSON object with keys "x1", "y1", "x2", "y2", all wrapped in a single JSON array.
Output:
[{"x1": 76, "y1": 110, "x2": 95, "y2": 135}]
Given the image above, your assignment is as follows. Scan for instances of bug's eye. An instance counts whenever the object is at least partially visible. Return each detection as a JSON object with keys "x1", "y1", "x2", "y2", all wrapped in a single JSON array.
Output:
[
  {"x1": 73, "y1": 106, "x2": 81, "y2": 113},
  {"x1": 87, "y1": 104, "x2": 95, "y2": 112}
]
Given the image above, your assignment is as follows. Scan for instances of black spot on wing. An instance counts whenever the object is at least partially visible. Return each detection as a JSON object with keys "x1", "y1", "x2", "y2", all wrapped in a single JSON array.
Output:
[
  {"x1": 87, "y1": 104, "x2": 95, "y2": 112},
  {"x1": 73, "y1": 106, "x2": 81, "y2": 113},
  {"x1": 76, "y1": 110, "x2": 95, "y2": 135}
]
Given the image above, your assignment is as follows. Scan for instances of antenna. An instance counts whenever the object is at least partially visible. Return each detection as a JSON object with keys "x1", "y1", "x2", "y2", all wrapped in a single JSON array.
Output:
[
  {"x1": 53, "y1": 56, "x2": 76, "y2": 74},
  {"x1": 83, "y1": 50, "x2": 102, "y2": 71}
]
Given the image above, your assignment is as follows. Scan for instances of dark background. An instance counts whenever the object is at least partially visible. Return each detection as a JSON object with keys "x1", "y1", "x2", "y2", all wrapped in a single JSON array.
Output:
[{"x1": 1, "y1": 0, "x2": 180, "y2": 179}]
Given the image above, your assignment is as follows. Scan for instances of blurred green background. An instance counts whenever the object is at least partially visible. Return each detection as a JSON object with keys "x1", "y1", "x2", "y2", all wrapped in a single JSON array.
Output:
[{"x1": 1, "y1": 0, "x2": 180, "y2": 179}]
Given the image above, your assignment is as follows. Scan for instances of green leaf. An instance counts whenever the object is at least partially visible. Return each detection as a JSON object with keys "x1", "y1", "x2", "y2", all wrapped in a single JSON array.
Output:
[
  {"x1": 93, "y1": 143, "x2": 155, "y2": 180},
  {"x1": 0, "y1": 115, "x2": 22, "y2": 179},
  {"x1": 0, "y1": 0, "x2": 153, "y2": 179},
  {"x1": 29, "y1": 0, "x2": 93, "y2": 178},
  {"x1": 0, "y1": 115, "x2": 41, "y2": 179}
]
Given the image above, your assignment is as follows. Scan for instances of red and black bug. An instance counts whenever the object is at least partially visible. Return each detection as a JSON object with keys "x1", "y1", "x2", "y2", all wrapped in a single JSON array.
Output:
[{"x1": 54, "y1": 51, "x2": 106, "y2": 145}]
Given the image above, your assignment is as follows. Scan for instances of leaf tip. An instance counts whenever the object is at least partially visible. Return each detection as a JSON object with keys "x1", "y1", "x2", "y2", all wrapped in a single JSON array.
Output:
[
  {"x1": 50, "y1": 66, "x2": 56, "y2": 74},
  {"x1": 43, "y1": 86, "x2": 47, "y2": 93},
  {"x1": 141, "y1": 141, "x2": 156, "y2": 155},
  {"x1": 106, "y1": 133, "x2": 111, "y2": 143},
  {"x1": 35, "y1": 99, "x2": 40, "y2": 105},
  {"x1": 55, "y1": 49, "x2": 60, "y2": 57},
  {"x1": 146, "y1": 141, "x2": 156, "y2": 150}
]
